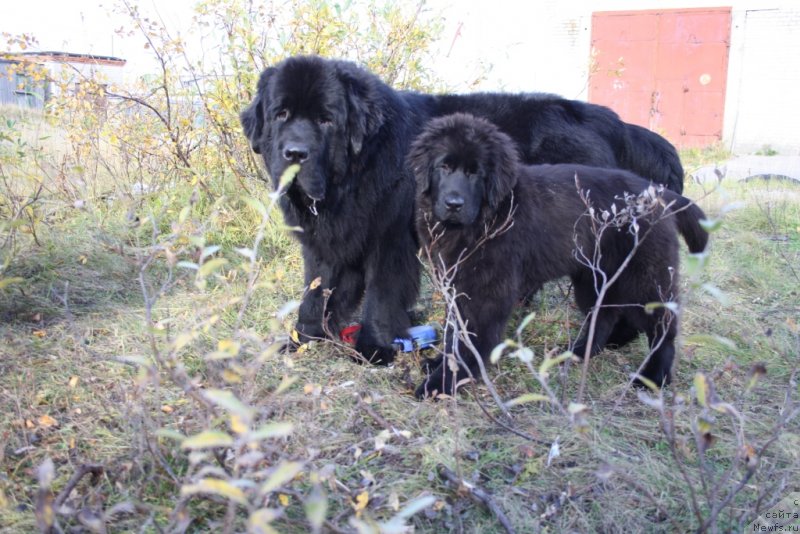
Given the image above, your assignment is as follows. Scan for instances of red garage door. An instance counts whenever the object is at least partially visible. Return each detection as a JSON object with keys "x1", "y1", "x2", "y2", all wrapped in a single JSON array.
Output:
[{"x1": 589, "y1": 8, "x2": 731, "y2": 148}]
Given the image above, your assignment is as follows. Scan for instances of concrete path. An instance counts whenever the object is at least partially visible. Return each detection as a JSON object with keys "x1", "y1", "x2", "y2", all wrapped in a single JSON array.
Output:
[{"x1": 689, "y1": 155, "x2": 800, "y2": 185}]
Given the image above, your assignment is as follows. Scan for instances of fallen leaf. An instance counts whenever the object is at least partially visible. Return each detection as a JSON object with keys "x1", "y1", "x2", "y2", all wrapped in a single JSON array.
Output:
[
  {"x1": 38, "y1": 415, "x2": 58, "y2": 428},
  {"x1": 32, "y1": 330, "x2": 46, "y2": 338},
  {"x1": 68, "y1": 376, "x2": 79, "y2": 388},
  {"x1": 278, "y1": 493, "x2": 290, "y2": 506},
  {"x1": 161, "y1": 405, "x2": 174, "y2": 414},
  {"x1": 352, "y1": 491, "x2": 369, "y2": 516}
]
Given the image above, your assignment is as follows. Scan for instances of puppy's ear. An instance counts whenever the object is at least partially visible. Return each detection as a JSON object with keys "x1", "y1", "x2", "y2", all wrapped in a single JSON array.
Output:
[
  {"x1": 240, "y1": 68, "x2": 275, "y2": 154},
  {"x1": 407, "y1": 134, "x2": 433, "y2": 194},
  {"x1": 335, "y1": 62, "x2": 385, "y2": 155},
  {"x1": 484, "y1": 127, "x2": 520, "y2": 210}
]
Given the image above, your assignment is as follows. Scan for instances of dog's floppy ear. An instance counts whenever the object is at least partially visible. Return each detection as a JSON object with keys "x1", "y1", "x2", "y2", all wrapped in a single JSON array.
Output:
[
  {"x1": 240, "y1": 67, "x2": 275, "y2": 154},
  {"x1": 483, "y1": 126, "x2": 520, "y2": 211},
  {"x1": 407, "y1": 134, "x2": 434, "y2": 194},
  {"x1": 335, "y1": 62, "x2": 385, "y2": 156}
]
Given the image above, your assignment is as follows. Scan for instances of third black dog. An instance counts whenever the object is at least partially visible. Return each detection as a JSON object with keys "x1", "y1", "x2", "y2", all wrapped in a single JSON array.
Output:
[{"x1": 409, "y1": 113, "x2": 708, "y2": 398}]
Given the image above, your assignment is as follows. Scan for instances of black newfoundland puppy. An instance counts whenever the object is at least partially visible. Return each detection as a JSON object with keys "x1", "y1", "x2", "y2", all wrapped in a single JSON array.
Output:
[
  {"x1": 240, "y1": 55, "x2": 686, "y2": 364},
  {"x1": 409, "y1": 113, "x2": 708, "y2": 398}
]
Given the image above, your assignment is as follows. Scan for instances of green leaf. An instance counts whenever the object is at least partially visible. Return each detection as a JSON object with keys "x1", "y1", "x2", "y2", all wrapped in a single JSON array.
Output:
[
  {"x1": 200, "y1": 245, "x2": 221, "y2": 260},
  {"x1": 247, "y1": 422, "x2": 294, "y2": 442},
  {"x1": 155, "y1": 428, "x2": 186, "y2": 441},
  {"x1": 249, "y1": 509, "x2": 281, "y2": 534},
  {"x1": 539, "y1": 351, "x2": 573, "y2": 377},
  {"x1": 505, "y1": 393, "x2": 551, "y2": 408},
  {"x1": 514, "y1": 347, "x2": 534, "y2": 363},
  {"x1": 178, "y1": 205, "x2": 191, "y2": 223},
  {"x1": 276, "y1": 164, "x2": 301, "y2": 194},
  {"x1": 203, "y1": 389, "x2": 255, "y2": 421},
  {"x1": 181, "y1": 478, "x2": 247, "y2": 505},
  {"x1": 684, "y1": 334, "x2": 737, "y2": 350},
  {"x1": 243, "y1": 196, "x2": 268, "y2": 221},
  {"x1": 304, "y1": 486, "x2": 327, "y2": 534},
  {"x1": 0, "y1": 277, "x2": 24, "y2": 290},
  {"x1": 684, "y1": 252, "x2": 708, "y2": 278},
  {"x1": 636, "y1": 390, "x2": 663, "y2": 409},
  {"x1": 489, "y1": 341, "x2": 508, "y2": 364},
  {"x1": 182, "y1": 430, "x2": 234, "y2": 450},
  {"x1": 699, "y1": 218, "x2": 722, "y2": 233},
  {"x1": 260, "y1": 461, "x2": 304, "y2": 495},
  {"x1": 198, "y1": 257, "x2": 228, "y2": 278},
  {"x1": 515, "y1": 312, "x2": 537, "y2": 337},
  {"x1": 644, "y1": 301, "x2": 679, "y2": 314},
  {"x1": 176, "y1": 260, "x2": 198, "y2": 271},
  {"x1": 701, "y1": 283, "x2": 729, "y2": 306}
]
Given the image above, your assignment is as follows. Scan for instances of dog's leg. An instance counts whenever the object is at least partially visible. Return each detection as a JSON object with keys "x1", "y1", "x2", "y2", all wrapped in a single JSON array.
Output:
[
  {"x1": 571, "y1": 307, "x2": 618, "y2": 360},
  {"x1": 356, "y1": 234, "x2": 419, "y2": 365},
  {"x1": 637, "y1": 311, "x2": 677, "y2": 387},
  {"x1": 606, "y1": 316, "x2": 641, "y2": 348},
  {"x1": 415, "y1": 294, "x2": 511, "y2": 399},
  {"x1": 295, "y1": 247, "x2": 364, "y2": 344}
]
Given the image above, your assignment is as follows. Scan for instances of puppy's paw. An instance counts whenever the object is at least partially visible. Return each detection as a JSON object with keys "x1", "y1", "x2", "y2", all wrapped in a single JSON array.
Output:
[
  {"x1": 414, "y1": 362, "x2": 456, "y2": 400},
  {"x1": 352, "y1": 341, "x2": 396, "y2": 366}
]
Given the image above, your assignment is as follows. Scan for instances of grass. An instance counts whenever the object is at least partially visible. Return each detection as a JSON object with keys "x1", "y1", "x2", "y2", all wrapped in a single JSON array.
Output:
[{"x1": 1, "y1": 109, "x2": 799, "y2": 532}]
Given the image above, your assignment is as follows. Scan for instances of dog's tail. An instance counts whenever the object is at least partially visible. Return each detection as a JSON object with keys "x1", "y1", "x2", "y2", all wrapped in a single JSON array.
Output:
[
  {"x1": 620, "y1": 124, "x2": 685, "y2": 194},
  {"x1": 664, "y1": 191, "x2": 709, "y2": 253}
]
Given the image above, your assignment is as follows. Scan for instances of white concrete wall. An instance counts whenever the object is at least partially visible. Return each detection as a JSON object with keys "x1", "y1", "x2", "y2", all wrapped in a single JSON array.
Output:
[{"x1": 431, "y1": 0, "x2": 800, "y2": 155}]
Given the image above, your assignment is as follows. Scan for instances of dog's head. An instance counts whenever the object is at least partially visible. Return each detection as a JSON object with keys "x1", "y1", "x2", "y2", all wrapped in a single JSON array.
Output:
[
  {"x1": 240, "y1": 56, "x2": 385, "y2": 203},
  {"x1": 408, "y1": 113, "x2": 519, "y2": 226}
]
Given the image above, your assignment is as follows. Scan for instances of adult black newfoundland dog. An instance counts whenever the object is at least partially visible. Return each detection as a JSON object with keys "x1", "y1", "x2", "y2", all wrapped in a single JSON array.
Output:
[
  {"x1": 240, "y1": 55, "x2": 686, "y2": 364},
  {"x1": 409, "y1": 113, "x2": 708, "y2": 398}
]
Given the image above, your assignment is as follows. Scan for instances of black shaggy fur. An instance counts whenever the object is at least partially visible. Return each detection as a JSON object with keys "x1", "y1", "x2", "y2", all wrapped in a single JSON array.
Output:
[
  {"x1": 409, "y1": 113, "x2": 708, "y2": 399},
  {"x1": 240, "y1": 55, "x2": 686, "y2": 364}
]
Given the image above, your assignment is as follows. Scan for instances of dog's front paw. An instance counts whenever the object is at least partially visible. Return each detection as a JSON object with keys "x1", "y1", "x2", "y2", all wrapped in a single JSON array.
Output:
[
  {"x1": 415, "y1": 361, "x2": 457, "y2": 399},
  {"x1": 353, "y1": 340, "x2": 396, "y2": 366}
]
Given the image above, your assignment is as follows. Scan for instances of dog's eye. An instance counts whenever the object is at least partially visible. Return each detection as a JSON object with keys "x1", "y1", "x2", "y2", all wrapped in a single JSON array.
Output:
[
  {"x1": 439, "y1": 163, "x2": 451, "y2": 173},
  {"x1": 275, "y1": 109, "x2": 290, "y2": 121}
]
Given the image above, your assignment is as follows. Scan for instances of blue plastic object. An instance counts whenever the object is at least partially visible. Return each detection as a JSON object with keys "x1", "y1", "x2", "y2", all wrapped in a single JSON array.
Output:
[{"x1": 393, "y1": 324, "x2": 438, "y2": 352}]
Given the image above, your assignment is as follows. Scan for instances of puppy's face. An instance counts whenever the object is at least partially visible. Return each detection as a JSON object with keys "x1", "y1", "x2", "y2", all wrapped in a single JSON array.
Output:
[
  {"x1": 429, "y1": 156, "x2": 485, "y2": 226},
  {"x1": 410, "y1": 113, "x2": 520, "y2": 230}
]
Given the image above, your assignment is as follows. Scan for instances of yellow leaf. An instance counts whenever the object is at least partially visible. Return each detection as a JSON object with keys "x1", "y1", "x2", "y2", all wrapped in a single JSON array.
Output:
[
  {"x1": 38, "y1": 415, "x2": 58, "y2": 428},
  {"x1": 68, "y1": 376, "x2": 79, "y2": 388},
  {"x1": 278, "y1": 493, "x2": 290, "y2": 506},
  {"x1": 230, "y1": 414, "x2": 248, "y2": 435},
  {"x1": 161, "y1": 405, "x2": 174, "y2": 414},
  {"x1": 694, "y1": 373, "x2": 708, "y2": 407},
  {"x1": 181, "y1": 478, "x2": 247, "y2": 505},
  {"x1": 32, "y1": 330, "x2": 46, "y2": 338},
  {"x1": 78, "y1": 255, "x2": 88, "y2": 265},
  {"x1": 181, "y1": 430, "x2": 234, "y2": 450},
  {"x1": 353, "y1": 491, "x2": 369, "y2": 516},
  {"x1": 291, "y1": 329, "x2": 300, "y2": 343},
  {"x1": 222, "y1": 368, "x2": 242, "y2": 384},
  {"x1": 296, "y1": 343, "x2": 308, "y2": 354},
  {"x1": 218, "y1": 339, "x2": 241, "y2": 355}
]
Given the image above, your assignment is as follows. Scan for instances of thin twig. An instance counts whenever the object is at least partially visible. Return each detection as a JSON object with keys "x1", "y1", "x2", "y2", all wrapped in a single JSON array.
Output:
[{"x1": 436, "y1": 464, "x2": 516, "y2": 534}]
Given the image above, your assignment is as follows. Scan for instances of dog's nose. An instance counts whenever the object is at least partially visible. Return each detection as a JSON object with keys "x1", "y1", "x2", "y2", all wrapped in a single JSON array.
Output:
[
  {"x1": 444, "y1": 195, "x2": 464, "y2": 212},
  {"x1": 283, "y1": 144, "x2": 309, "y2": 163}
]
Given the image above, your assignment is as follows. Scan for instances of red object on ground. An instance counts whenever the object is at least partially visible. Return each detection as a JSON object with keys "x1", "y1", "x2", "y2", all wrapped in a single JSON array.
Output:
[{"x1": 340, "y1": 324, "x2": 361, "y2": 344}]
